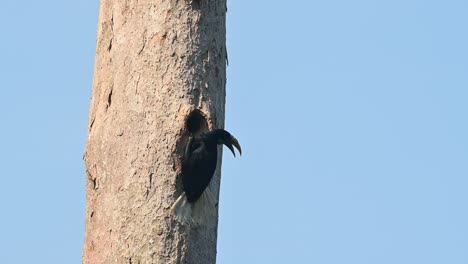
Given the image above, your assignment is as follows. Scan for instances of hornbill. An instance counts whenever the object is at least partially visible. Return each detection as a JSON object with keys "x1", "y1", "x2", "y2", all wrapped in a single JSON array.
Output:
[{"x1": 171, "y1": 129, "x2": 242, "y2": 226}]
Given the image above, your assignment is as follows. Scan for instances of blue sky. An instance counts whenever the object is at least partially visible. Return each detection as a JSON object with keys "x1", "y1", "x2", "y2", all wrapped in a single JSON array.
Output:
[{"x1": 1, "y1": 1, "x2": 467, "y2": 263}]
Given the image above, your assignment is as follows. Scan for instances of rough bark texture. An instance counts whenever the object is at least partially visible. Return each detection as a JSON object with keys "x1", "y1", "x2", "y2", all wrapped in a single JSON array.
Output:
[{"x1": 82, "y1": 0, "x2": 227, "y2": 263}]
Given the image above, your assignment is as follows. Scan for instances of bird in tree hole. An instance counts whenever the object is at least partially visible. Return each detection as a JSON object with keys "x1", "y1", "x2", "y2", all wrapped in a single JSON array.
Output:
[{"x1": 171, "y1": 128, "x2": 242, "y2": 226}]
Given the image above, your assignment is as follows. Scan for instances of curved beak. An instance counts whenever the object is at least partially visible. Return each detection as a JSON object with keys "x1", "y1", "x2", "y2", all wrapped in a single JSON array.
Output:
[{"x1": 226, "y1": 136, "x2": 242, "y2": 157}]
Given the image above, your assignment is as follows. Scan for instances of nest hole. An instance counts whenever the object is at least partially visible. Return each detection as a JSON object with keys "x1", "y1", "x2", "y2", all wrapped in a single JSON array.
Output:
[{"x1": 185, "y1": 109, "x2": 208, "y2": 135}]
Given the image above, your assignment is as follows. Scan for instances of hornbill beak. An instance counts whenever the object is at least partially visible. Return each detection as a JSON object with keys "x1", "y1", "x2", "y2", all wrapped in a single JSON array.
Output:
[{"x1": 226, "y1": 136, "x2": 242, "y2": 157}]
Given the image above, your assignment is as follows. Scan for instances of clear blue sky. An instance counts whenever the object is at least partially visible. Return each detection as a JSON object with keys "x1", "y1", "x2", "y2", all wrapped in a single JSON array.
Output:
[{"x1": 1, "y1": 1, "x2": 467, "y2": 263}]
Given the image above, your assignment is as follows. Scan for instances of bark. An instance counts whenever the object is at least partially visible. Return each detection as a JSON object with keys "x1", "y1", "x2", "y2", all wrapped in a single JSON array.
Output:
[{"x1": 82, "y1": 0, "x2": 227, "y2": 263}]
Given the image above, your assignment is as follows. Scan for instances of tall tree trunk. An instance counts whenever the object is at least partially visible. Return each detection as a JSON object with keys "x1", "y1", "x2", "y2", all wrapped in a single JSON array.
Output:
[{"x1": 82, "y1": 0, "x2": 227, "y2": 263}]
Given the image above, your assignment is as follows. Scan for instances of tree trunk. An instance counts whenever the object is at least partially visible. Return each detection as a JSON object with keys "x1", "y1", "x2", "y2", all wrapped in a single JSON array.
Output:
[{"x1": 82, "y1": 0, "x2": 227, "y2": 263}]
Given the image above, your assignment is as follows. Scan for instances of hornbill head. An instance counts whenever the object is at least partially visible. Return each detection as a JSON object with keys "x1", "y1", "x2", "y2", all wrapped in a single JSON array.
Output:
[{"x1": 213, "y1": 129, "x2": 242, "y2": 157}]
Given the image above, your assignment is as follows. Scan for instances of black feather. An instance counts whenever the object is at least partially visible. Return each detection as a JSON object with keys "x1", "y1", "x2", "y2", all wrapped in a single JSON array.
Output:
[{"x1": 182, "y1": 129, "x2": 237, "y2": 202}]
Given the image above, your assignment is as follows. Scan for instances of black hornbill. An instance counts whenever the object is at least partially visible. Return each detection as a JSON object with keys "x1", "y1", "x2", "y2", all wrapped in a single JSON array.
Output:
[{"x1": 171, "y1": 129, "x2": 242, "y2": 225}]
